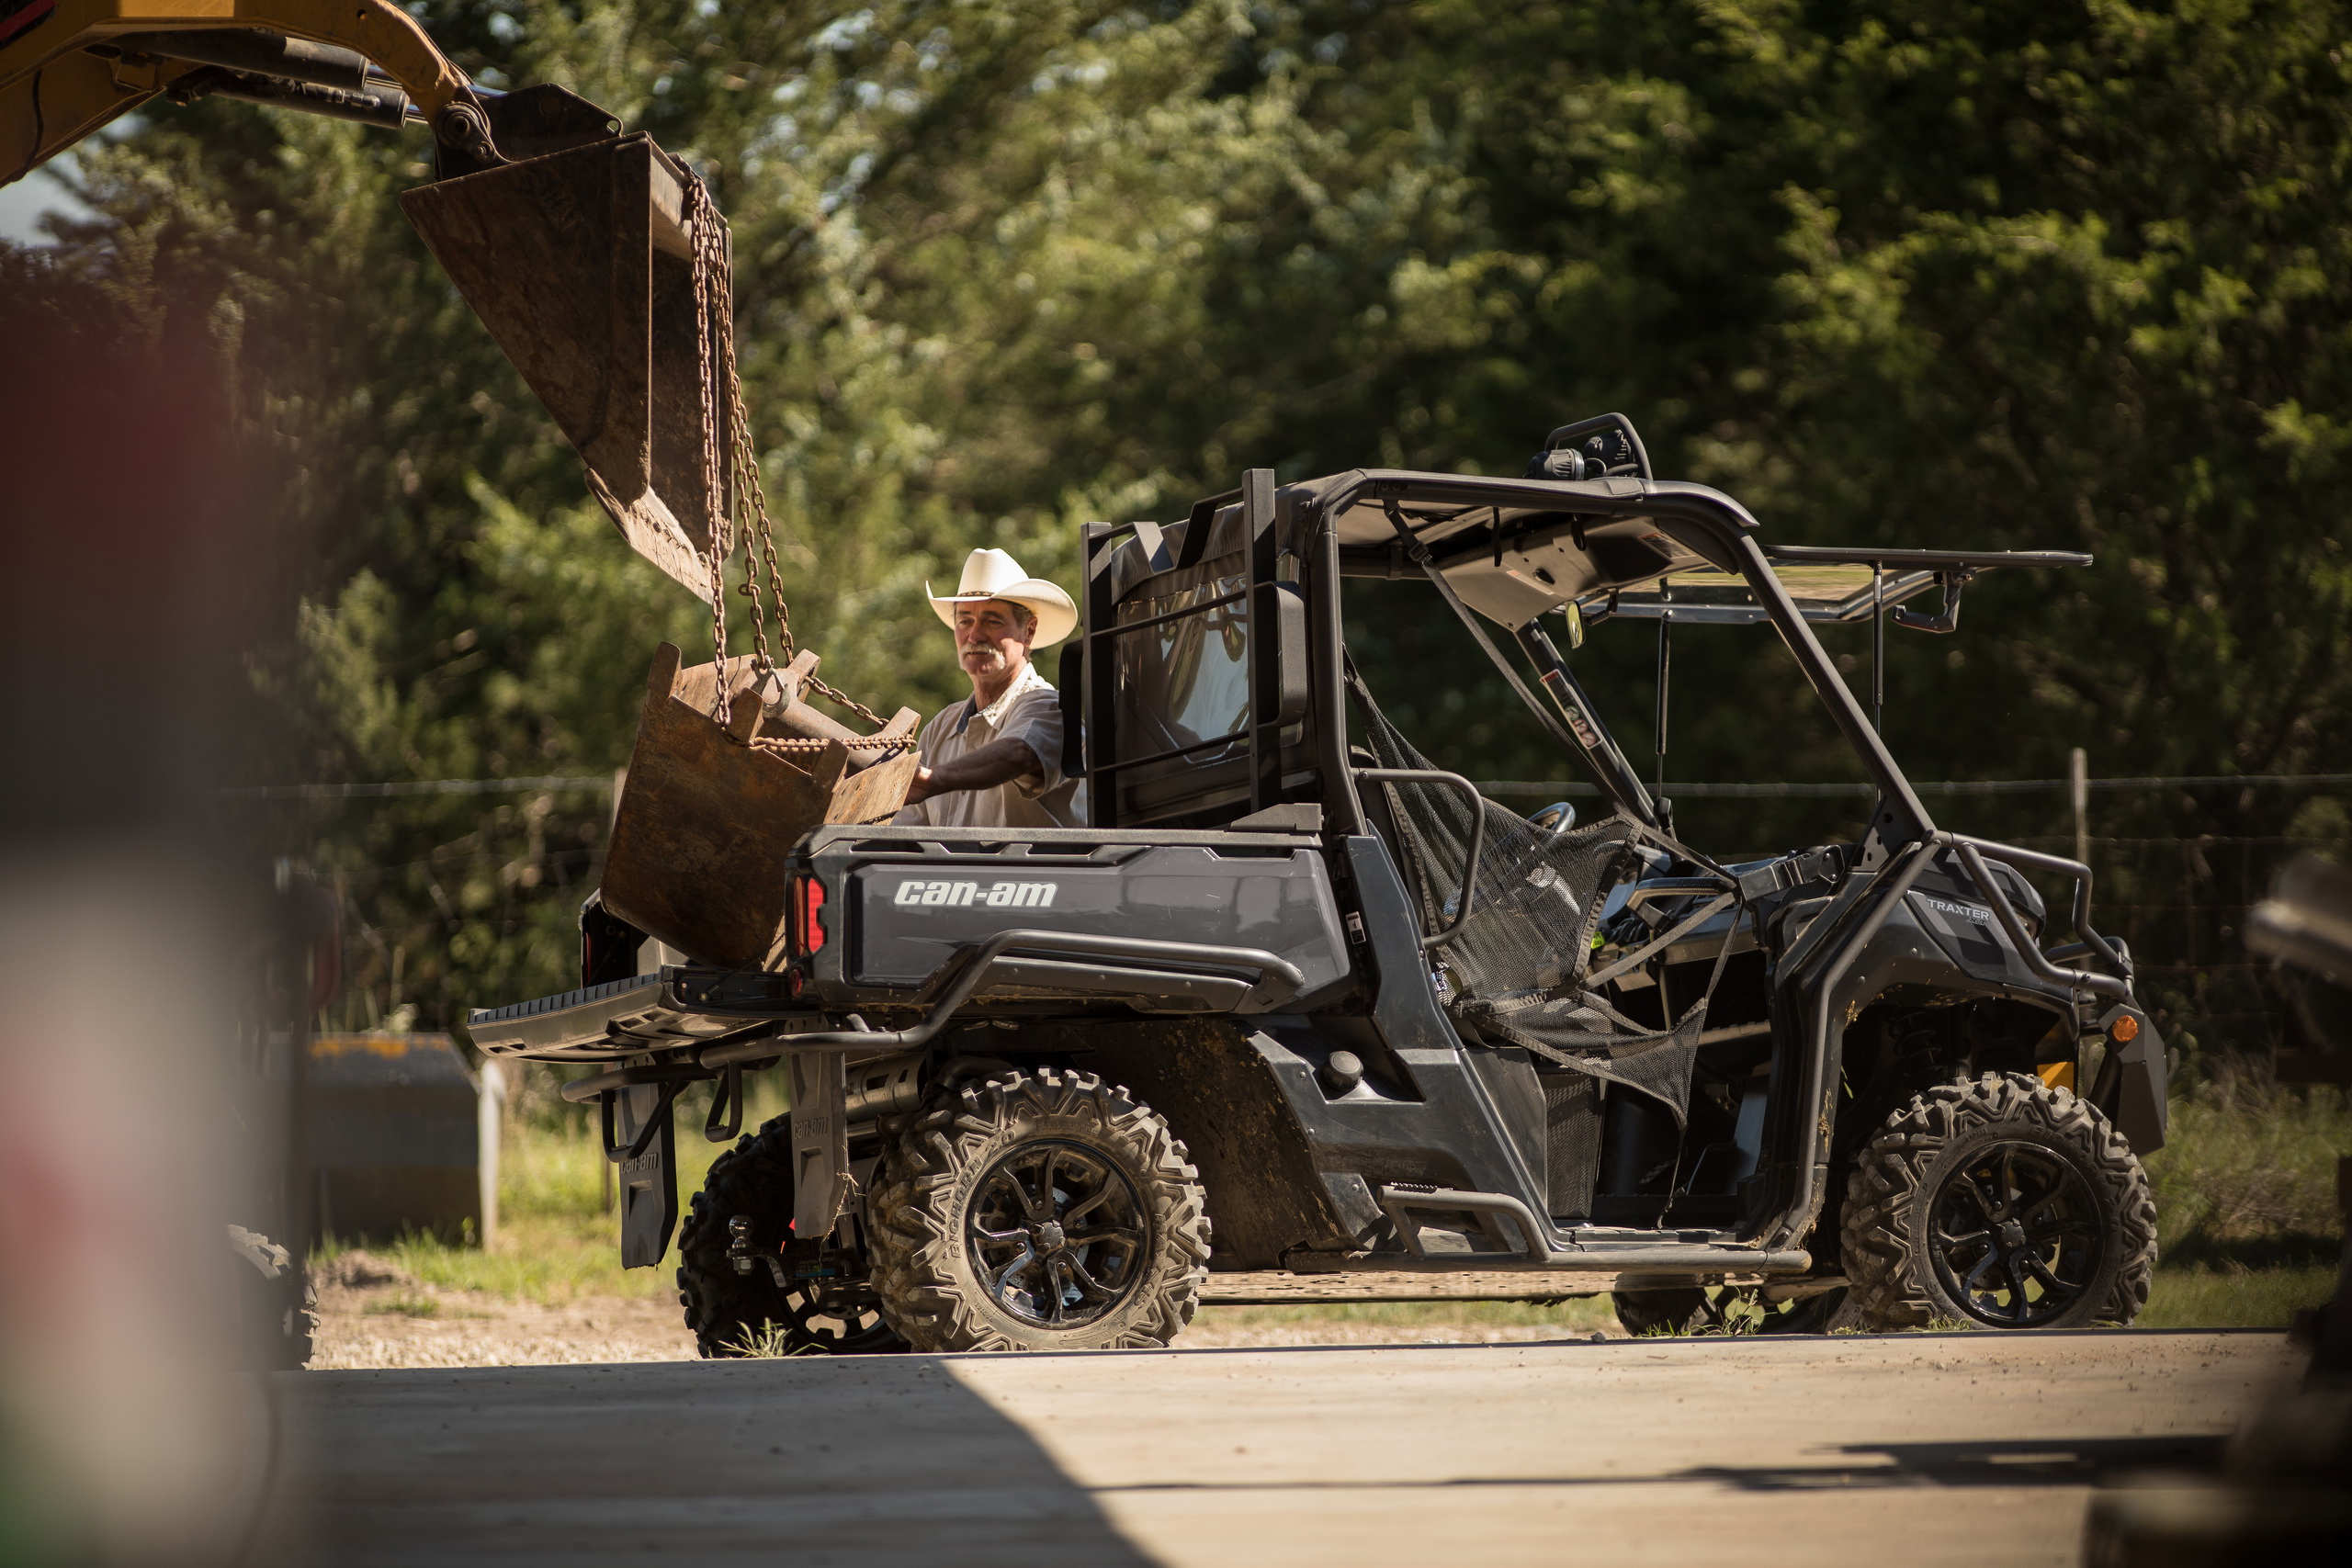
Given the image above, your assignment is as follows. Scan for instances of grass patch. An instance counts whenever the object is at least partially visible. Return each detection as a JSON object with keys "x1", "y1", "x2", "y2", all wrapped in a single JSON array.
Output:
[
  {"x1": 2133, "y1": 1060, "x2": 2347, "y2": 1328},
  {"x1": 2142, "y1": 1265, "x2": 2338, "y2": 1330},
  {"x1": 361, "y1": 1292, "x2": 488, "y2": 1320},
  {"x1": 2143, "y1": 1066, "x2": 2347, "y2": 1268},
  {"x1": 314, "y1": 1078, "x2": 788, "y2": 1305},
  {"x1": 729, "y1": 1323, "x2": 814, "y2": 1358}
]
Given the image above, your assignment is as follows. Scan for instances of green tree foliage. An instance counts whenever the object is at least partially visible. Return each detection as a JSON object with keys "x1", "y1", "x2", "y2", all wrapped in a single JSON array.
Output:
[{"x1": 15, "y1": 1, "x2": 2346, "y2": 1044}]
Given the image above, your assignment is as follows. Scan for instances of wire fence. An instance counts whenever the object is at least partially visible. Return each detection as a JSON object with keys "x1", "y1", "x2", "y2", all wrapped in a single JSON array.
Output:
[
  {"x1": 265, "y1": 772, "x2": 2343, "y2": 1057},
  {"x1": 223, "y1": 775, "x2": 616, "y2": 799},
  {"x1": 1475, "y1": 774, "x2": 2352, "y2": 798},
  {"x1": 1988, "y1": 832, "x2": 2329, "y2": 1055},
  {"x1": 229, "y1": 772, "x2": 2352, "y2": 800}
]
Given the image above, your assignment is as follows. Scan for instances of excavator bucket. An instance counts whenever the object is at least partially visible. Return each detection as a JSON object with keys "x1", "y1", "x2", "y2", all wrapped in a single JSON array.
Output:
[
  {"x1": 601, "y1": 645, "x2": 920, "y2": 967},
  {"x1": 400, "y1": 122, "x2": 720, "y2": 592},
  {"x1": 403, "y1": 107, "x2": 925, "y2": 939}
]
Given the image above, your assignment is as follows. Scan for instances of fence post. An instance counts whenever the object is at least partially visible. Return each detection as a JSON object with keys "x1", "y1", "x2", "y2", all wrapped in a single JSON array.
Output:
[
  {"x1": 477, "y1": 1057, "x2": 503, "y2": 1247},
  {"x1": 2071, "y1": 748, "x2": 2089, "y2": 866}
]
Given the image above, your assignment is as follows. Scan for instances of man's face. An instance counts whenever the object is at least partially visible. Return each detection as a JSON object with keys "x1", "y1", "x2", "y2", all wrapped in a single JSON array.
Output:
[{"x1": 954, "y1": 600, "x2": 1035, "y2": 681}]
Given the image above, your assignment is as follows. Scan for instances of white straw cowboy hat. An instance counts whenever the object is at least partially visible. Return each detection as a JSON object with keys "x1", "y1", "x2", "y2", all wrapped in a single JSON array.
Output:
[{"x1": 928, "y1": 547, "x2": 1078, "y2": 649}]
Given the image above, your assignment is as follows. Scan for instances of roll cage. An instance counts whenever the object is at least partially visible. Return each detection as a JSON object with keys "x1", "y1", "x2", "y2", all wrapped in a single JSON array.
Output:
[
  {"x1": 1071, "y1": 425, "x2": 2154, "y2": 1247},
  {"x1": 1080, "y1": 440, "x2": 2085, "y2": 856}
]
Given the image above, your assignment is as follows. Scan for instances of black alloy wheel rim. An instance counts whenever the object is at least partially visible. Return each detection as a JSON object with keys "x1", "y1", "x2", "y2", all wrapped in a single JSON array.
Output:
[
  {"x1": 1927, "y1": 1140, "x2": 2103, "y2": 1327},
  {"x1": 965, "y1": 1140, "x2": 1148, "y2": 1329},
  {"x1": 775, "y1": 1280, "x2": 900, "y2": 1353}
]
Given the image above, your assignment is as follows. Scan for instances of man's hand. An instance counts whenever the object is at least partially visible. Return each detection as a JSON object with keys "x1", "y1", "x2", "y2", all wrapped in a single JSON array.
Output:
[{"x1": 902, "y1": 738, "x2": 1041, "y2": 805}]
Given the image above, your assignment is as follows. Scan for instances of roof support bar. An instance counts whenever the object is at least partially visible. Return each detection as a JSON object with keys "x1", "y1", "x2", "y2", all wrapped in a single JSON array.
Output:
[
  {"x1": 1644, "y1": 497, "x2": 1935, "y2": 854},
  {"x1": 1513, "y1": 620, "x2": 1658, "y2": 826}
]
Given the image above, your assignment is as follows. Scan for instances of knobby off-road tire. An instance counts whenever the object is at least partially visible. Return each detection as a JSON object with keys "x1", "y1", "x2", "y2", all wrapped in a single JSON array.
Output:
[
  {"x1": 868, "y1": 1067, "x2": 1211, "y2": 1352},
  {"x1": 675, "y1": 1114, "x2": 906, "y2": 1358},
  {"x1": 1841, "y1": 1072, "x2": 2157, "y2": 1331}
]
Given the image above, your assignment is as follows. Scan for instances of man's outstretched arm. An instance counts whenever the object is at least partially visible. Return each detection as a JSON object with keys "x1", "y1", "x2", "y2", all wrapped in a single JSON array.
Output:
[{"x1": 903, "y1": 738, "x2": 1040, "y2": 804}]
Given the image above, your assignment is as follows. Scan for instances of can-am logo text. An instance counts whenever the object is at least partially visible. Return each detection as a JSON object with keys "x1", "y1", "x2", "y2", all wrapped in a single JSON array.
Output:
[
  {"x1": 1918, "y1": 895, "x2": 1993, "y2": 925},
  {"x1": 892, "y1": 879, "x2": 1058, "y2": 909}
]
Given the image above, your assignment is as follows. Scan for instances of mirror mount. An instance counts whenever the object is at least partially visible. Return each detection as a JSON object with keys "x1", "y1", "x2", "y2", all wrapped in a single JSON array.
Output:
[{"x1": 1891, "y1": 570, "x2": 1975, "y2": 635}]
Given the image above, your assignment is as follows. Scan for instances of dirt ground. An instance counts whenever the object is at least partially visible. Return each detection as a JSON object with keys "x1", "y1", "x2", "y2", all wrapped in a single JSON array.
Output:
[
  {"x1": 309, "y1": 1253, "x2": 1624, "y2": 1368},
  {"x1": 311, "y1": 1253, "x2": 697, "y2": 1369}
]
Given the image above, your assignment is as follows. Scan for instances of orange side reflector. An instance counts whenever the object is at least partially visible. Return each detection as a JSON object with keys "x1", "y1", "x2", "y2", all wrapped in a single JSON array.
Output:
[{"x1": 2110, "y1": 1014, "x2": 2142, "y2": 1043}]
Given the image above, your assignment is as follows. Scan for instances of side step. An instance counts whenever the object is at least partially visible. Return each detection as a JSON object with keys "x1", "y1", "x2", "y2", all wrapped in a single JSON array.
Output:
[{"x1": 1374, "y1": 1185, "x2": 1813, "y2": 1276}]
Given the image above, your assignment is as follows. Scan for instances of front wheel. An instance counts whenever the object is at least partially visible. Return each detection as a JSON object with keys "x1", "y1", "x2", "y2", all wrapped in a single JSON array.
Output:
[
  {"x1": 868, "y1": 1067, "x2": 1211, "y2": 1351},
  {"x1": 1840, "y1": 1072, "x2": 2157, "y2": 1331}
]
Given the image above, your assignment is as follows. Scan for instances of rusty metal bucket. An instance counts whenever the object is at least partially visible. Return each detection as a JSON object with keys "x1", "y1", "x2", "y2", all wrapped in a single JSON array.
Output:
[
  {"x1": 601, "y1": 645, "x2": 920, "y2": 967},
  {"x1": 400, "y1": 132, "x2": 720, "y2": 592}
]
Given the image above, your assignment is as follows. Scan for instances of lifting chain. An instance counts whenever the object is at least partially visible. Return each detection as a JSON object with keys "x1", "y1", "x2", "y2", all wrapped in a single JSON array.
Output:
[
  {"x1": 685, "y1": 175, "x2": 737, "y2": 718},
  {"x1": 683, "y1": 171, "x2": 888, "y2": 733}
]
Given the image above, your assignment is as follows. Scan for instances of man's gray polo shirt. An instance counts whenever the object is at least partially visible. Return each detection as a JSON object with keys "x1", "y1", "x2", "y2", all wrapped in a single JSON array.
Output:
[{"x1": 889, "y1": 660, "x2": 1080, "y2": 829}]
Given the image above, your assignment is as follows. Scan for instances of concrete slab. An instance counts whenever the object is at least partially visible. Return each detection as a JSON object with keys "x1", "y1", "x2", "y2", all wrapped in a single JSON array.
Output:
[{"x1": 271, "y1": 1329, "x2": 2298, "y2": 1567}]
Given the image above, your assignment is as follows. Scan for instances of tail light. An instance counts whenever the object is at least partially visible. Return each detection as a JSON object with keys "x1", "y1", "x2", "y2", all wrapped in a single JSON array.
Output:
[{"x1": 792, "y1": 874, "x2": 828, "y2": 958}]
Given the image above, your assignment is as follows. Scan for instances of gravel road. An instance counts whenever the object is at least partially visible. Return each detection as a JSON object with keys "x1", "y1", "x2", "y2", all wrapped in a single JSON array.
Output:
[{"x1": 266, "y1": 1327, "x2": 2294, "y2": 1567}]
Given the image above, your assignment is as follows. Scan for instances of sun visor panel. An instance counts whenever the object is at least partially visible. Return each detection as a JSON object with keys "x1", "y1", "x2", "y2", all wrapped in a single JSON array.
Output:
[{"x1": 1438, "y1": 517, "x2": 1706, "y2": 629}]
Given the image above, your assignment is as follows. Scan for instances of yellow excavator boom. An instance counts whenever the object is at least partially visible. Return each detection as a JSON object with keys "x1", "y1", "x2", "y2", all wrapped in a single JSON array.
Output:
[
  {"x1": 2, "y1": 0, "x2": 474, "y2": 176},
  {"x1": 3, "y1": 0, "x2": 732, "y2": 596},
  {"x1": 6, "y1": 2, "x2": 924, "y2": 974}
]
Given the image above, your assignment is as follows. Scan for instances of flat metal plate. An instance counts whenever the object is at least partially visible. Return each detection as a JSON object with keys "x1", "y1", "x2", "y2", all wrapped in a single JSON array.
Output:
[{"x1": 463, "y1": 968, "x2": 818, "y2": 1060}]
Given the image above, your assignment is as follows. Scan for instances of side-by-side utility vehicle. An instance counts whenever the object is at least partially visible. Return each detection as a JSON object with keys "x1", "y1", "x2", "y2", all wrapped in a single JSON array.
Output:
[{"x1": 468, "y1": 413, "x2": 2167, "y2": 1351}]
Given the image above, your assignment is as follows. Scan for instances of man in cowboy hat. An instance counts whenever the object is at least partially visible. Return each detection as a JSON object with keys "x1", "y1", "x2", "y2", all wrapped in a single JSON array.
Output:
[{"x1": 892, "y1": 547, "x2": 1082, "y2": 829}]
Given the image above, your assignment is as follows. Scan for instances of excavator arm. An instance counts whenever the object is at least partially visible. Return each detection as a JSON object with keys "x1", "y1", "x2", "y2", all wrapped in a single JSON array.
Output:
[
  {"x1": 3, "y1": 0, "x2": 728, "y2": 595},
  {"x1": 2, "y1": 0, "x2": 479, "y2": 175}
]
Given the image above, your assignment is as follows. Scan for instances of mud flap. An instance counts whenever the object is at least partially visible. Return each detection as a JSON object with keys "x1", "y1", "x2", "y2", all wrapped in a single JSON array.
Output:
[
  {"x1": 2096, "y1": 1003, "x2": 2168, "y2": 1155},
  {"x1": 788, "y1": 1051, "x2": 850, "y2": 1241},
  {"x1": 606, "y1": 1081, "x2": 680, "y2": 1268}
]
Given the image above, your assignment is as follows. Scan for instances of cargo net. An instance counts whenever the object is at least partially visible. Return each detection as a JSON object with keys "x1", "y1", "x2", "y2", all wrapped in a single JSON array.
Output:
[{"x1": 1350, "y1": 670, "x2": 1736, "y2": 1126}]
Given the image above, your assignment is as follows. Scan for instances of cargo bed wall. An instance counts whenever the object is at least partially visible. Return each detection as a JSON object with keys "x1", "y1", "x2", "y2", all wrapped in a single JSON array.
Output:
[{"x1": 1057, "y1": 1020, "x2": 1355, "y2": 1271}]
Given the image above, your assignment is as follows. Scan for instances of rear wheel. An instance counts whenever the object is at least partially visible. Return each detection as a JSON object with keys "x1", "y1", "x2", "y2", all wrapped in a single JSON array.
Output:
[
  {"x1": 869, "y1": 1066, "x2": 1211, "y2": 1351},
  {"x1": 676, "y1": 1116, "x2": 906, "y2": 1357},
  {"x1": 1841, "y1": 1072, "x2": 2156, "y2": 1331}
]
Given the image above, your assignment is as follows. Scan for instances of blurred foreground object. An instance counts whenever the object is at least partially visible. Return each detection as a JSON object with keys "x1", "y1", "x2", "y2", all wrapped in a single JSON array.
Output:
[
  {"x1": 2, "y1": 0, "x2": 717, "y2": 577},
  {"x1": 1, "y1": 231, "x2": 315, "y2": 1558},
  {"x1": 2252, "y1": 855, "x2": 2352, "y2": 1086},
  {"x1": 6, "y1": 4, "x2": 917, "y2": 979},
  {"x1": 2085, "y1": 853, "x2": 2352, "y2": 1564},
  {"x1": 0, "y1": 870, "x2": 259, "y2": 1565}
]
